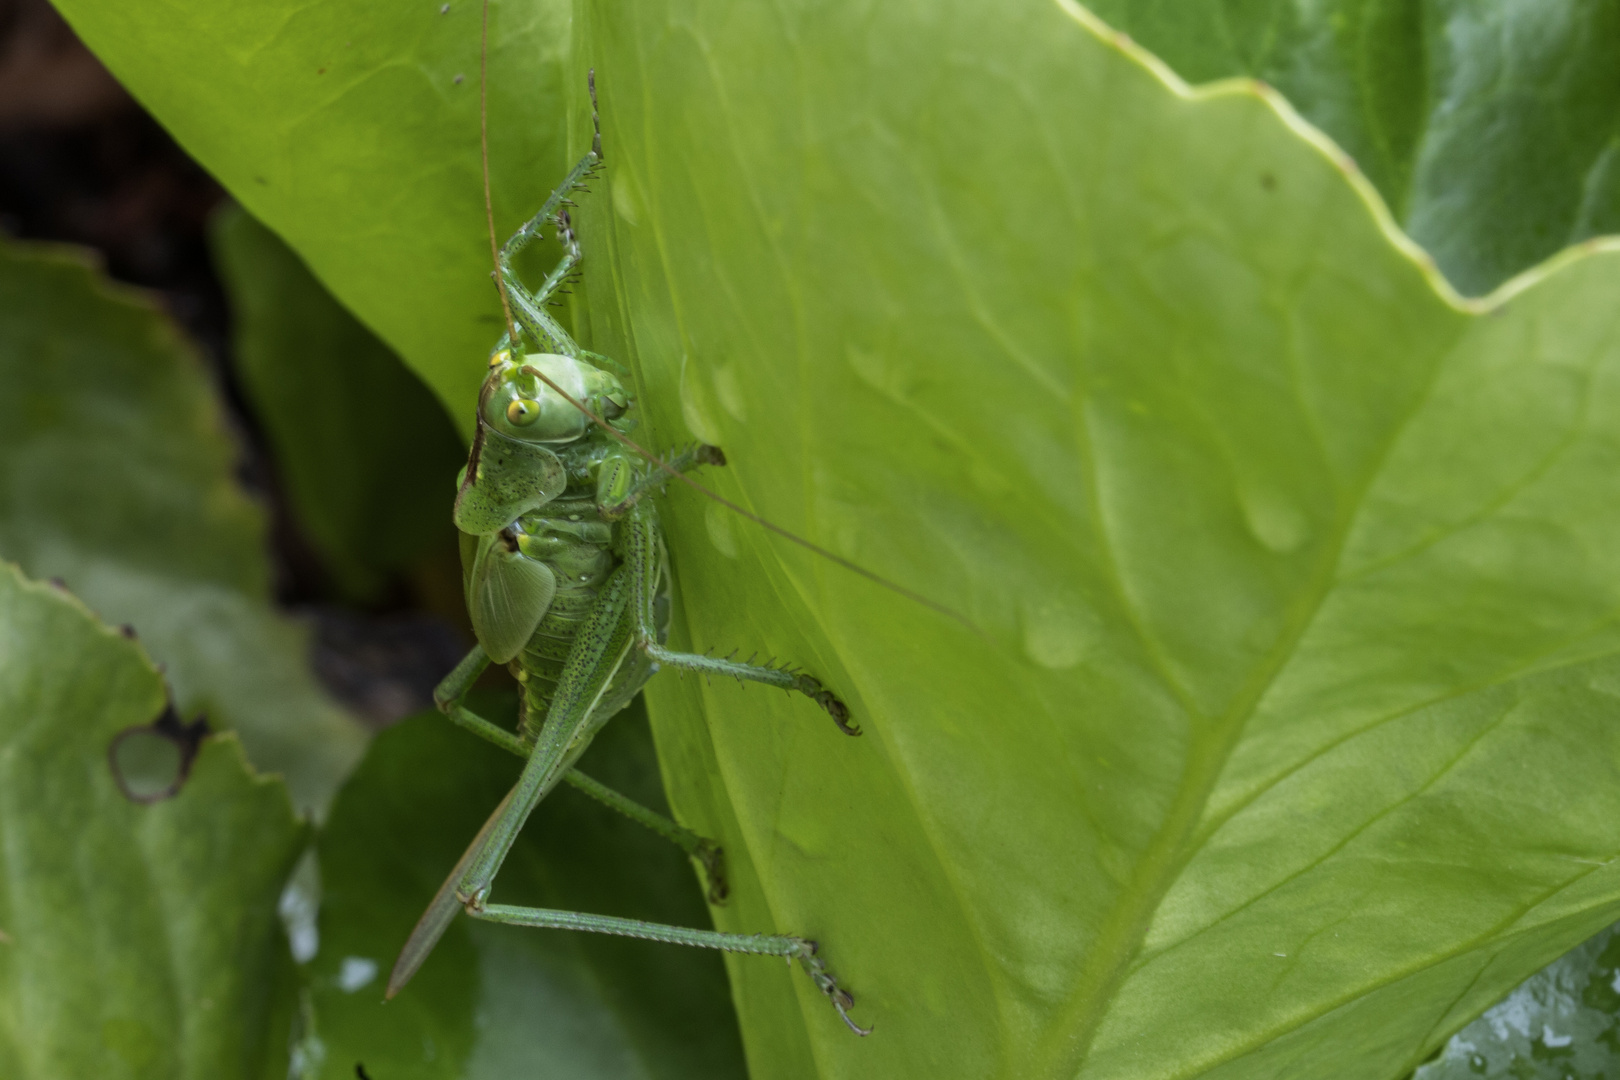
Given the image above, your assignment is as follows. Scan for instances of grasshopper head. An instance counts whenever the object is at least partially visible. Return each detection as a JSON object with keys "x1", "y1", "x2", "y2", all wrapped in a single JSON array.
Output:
[{"x1": 481, "y1": 349, "x2": 629, "y2": 445}]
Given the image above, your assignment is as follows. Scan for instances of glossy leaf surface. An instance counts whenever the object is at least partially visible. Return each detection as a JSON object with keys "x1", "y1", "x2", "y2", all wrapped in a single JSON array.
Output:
[
  {"x1": 0, "y1": 238, "x2": 366, "y2": 815},
  {"x1": 0, "y1": 562, "x2": 307, "y2": 1078},
  {"x1": 588, "y1": 7, "x2": 1620, "y2": 1077},
  {"x1": 212, "y1": 206, "x2": 465, "y2": 604},
  {"x1": 308, "y1": 704, "x2": 746, "y2": 1080},
  {"x1": 1085, "y1": 0, "x2": 1620, "y2": 296},
  {"x1": 49, "y1": 1, "x2": 1620, "y2": 1077}
]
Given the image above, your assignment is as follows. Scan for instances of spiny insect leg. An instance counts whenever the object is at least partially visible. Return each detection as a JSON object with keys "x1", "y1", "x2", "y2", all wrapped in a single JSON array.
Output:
[
  {"x1": 600, "y1": 443, "x2": 726, "y2": 519},
  {"x1": 622, "y1": 503, "x2": 858, "y2": 734},
  {"x1": 796, "y1": 940, "x2": 874, "y2": 1036},
  {"x1": 433, "y1": 643, "x2": 492, "y2": 711},
  {"x1": 494, "y1": 143, "x2": 601, "y2": 355},
  {"x1": 432, "y1": 643, "x2": 528, "y2": 754},
  {"x1": 430, "y1": 649, "x2": 728, "y2": 901},
  {"x1": 530, "y1": 207, "x2": 582, "y2": 309},
  {"x1": 456, "y1": 568, "x2": 636, "y2": 902},
  {"x1": 564, "y1": 769, "x2": 729, "y2": 903},
  {"x1": 464, "y1": 905, "x2": 869, "y2": 1036},
  {"x1": 587, "y1": 67, "x2": 602, "y2": 158},
  {"x1": 499, "y1": 147, "x2": 599, "y2": 267},
  {"x1": 498, "y1": 262, "x2": 579, "y2": 356},
  {"x1": 579, "y1": 347, "x2": 629, "y2": 376}
]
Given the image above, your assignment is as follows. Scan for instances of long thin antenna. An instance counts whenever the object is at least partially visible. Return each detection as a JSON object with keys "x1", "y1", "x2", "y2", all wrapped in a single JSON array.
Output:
[
  {"x1": 522, "y1": 362, "x2": 981, "y2": 635},
  {"x1": 473, "y1": 6, "x2": 980, "y2": 637},
  {"x1": 481, "y1": 0, "x2": 517, "y2": 343}
]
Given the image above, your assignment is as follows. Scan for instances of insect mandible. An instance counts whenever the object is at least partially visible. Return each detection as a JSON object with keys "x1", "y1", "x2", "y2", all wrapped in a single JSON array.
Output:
[{"x1": 383, "y1": 32, "x2": 872, "y2": 1036}]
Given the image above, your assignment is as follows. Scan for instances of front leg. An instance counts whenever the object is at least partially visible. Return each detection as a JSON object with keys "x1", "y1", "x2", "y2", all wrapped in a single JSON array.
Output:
[
  {"x1": 621, "y1": 502, "x2": 859, "y2": 736},
  {"x1": 597, "y1": 443, "x2": 726, "y2": 520},
  {"x1": 492, "y1": 151, "x2": 600, "y2": 358}
]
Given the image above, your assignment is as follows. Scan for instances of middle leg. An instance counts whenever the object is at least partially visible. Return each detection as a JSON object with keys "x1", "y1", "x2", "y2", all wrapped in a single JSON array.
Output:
[
  {"x1": 431, "y1": 641, "x2": 727, "y2": 900},
  {"x1": 401, "y1": 576, "x2": 869, "y2": 1034},
  {"x1": 621, "y1": 504, "x2": 859, "y2": 735}
]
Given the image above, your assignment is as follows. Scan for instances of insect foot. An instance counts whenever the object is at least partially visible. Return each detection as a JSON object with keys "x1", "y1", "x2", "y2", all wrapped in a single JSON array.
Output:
[
  {"x1": 696, "y1": 444, "x2": 726, "y2": 467},
  {"x1": 791, "y1": 939, "x2": 872, "y2": 1036},
  {"x1": 794, "y1": 673, "x2": 859, "y2": 736},
  {"x1": 695, "y1": 839, "x2": 730, "y2": 904}
]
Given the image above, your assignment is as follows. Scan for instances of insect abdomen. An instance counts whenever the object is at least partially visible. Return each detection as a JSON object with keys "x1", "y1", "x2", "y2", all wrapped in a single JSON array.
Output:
[{"x1": 515, "y1": 586, "x2": 598, "y2": 737}]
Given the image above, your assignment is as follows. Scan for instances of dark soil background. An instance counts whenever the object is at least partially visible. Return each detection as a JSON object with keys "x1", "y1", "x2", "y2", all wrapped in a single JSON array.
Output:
[{"x1": 0, "y1": 0, "x2": 467, "y2": 726}]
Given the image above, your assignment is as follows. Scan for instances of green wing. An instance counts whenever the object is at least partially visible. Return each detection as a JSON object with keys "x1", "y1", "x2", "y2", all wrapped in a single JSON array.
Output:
[
  {"x1": 465, "y1": 534, "x2": 557, "y2": 663},
  {"x1": 452, "y1": 428, "x2": 568, "y2": 535}
]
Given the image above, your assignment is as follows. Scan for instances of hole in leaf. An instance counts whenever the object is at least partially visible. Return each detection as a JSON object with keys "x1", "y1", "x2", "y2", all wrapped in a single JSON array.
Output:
[{"x1": 108, "y1": 703, "x2": 209, "y2": 804}]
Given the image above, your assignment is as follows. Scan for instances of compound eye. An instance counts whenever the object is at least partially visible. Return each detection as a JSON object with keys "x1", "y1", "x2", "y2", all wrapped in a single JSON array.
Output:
[
  {"x1": 489, "y1": 348, "x2": 513, "y2": 369},
  {"x1": 507, "y1": 398, "x2": 542, "y2": 426}
]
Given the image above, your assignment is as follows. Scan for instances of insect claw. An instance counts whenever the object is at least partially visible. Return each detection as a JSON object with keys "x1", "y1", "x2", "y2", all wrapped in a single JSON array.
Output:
[
  {"x1": 793, "y1": 674, "x2": 859, "y2": 736},
  {"x1": 588, "y1": 68, "x2": 603, "y2": 157},
  {"x1": 695, "y1": 840, "x2": 729, "y2": 904},
  {"x1": 833, "y1": 997, "x2": 873, "y2": 1037},
  {"x1": 792, "y1": 939, "x2": 871, "y2": 1037}
]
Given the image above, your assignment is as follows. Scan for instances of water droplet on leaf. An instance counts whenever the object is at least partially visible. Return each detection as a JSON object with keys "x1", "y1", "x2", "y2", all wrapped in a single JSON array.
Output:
[
  {"x1": 611, "y1": 169, "x2": 642, "y2": 227},
  {"x1": 1021, "y1": 597, "x2": 1098, "y2": 670},
  {"x1": 705, "y1": 501, "x2": 739, "y2": 559},
  {"x1": 1239, "y1": 486, "x2": 1310, "y2": 553},
  {"x1": 714, "y1": 364, "x2": 747, "y2": 422},
  {"x1": 679, "y1": 355, "x2": 722, "y2": 444}
]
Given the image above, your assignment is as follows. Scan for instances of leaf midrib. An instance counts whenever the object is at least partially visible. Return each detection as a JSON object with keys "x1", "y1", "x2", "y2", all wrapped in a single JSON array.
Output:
[{"x1": 1030, "y1": 316, "x2": 1463, "y2": 1079}]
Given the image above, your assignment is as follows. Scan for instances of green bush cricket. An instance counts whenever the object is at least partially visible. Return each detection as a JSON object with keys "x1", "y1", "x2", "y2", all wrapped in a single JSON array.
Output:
[{"x1": 386, "y1": 11, "x2": 876, "y2": 1036}]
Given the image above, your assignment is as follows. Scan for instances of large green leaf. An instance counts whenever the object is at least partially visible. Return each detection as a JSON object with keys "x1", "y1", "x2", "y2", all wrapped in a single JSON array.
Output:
[
  {"x1": 0, "y1": 561, "x2": 308, "y2": 1078},
  {"x1": 0, "y1": 238, "x2": 366, "y2": 815},
  {"x1": 50, "y1": 1, "x2": 1620, "y2": 1077},
  {"x1": 306, "y1": 702, "x2": 746, "y2": 1079},
  {"x1": 211, "y1": 205, "x2": 465, "y2": 604},
  {"x1": 584, "y1": 6, "x2": 1620, "y2": 1078},
  {"x1": 1083, "y1": 0, "x2": 1620, "y2": 296}
]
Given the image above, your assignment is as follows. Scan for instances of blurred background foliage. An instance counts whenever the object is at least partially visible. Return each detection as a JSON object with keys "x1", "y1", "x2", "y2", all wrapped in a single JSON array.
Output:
[
  {"x1": 1, "y1": 0, "x2": 1620, "y2": 1076},
  {"x1": 1085, "y1": 0, "x2": 1620, "y2": 298},
  {"x1": 0, "y1": 1, "x2": 746, "y2": 1076}
]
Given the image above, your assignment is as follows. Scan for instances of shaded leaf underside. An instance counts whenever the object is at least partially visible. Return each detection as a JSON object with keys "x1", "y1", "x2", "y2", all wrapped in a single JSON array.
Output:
[
  {"x1": 0, "y1": 239, "x2": 366, "y2": 816},
  {"x1": 211, "y1": 206, "x2": 465, "y2": 605}
]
